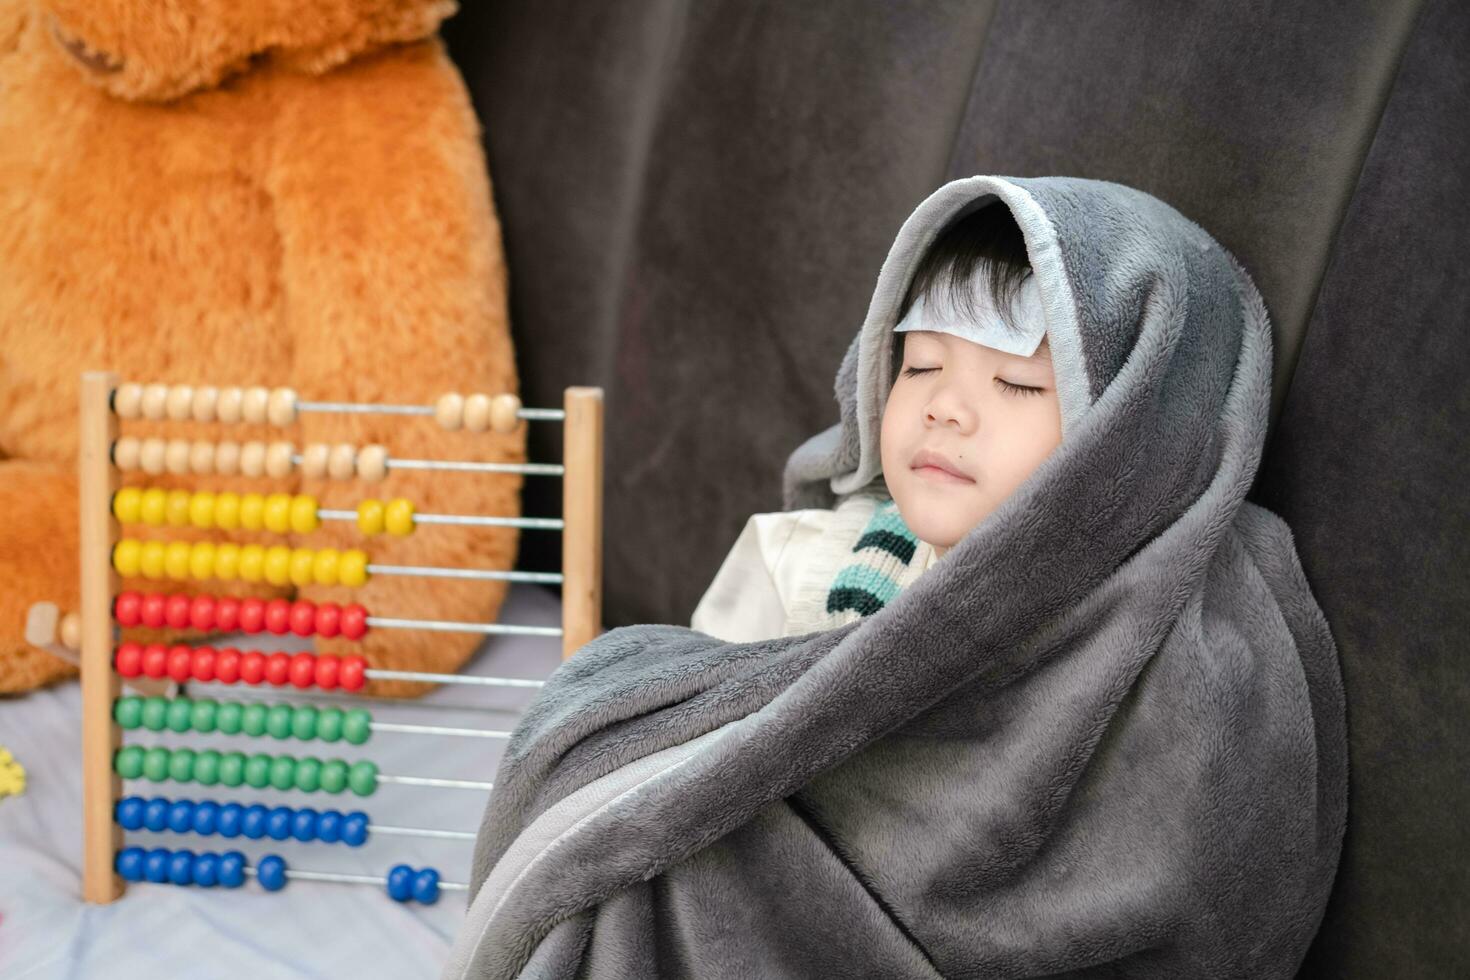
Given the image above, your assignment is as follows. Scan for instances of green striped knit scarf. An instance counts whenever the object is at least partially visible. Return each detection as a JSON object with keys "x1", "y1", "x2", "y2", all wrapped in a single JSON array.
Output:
[{"x1": 825, "y1": 499, "x2": 922, "y2": 623}]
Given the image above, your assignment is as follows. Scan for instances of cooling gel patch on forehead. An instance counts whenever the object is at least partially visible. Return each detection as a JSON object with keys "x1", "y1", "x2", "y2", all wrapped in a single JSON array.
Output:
[{"x1": 892, "y1": 271, "x2": 1047, "y2": 357}]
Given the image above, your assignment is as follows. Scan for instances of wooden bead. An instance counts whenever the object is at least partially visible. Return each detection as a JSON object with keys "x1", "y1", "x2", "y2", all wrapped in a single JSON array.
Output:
[
  {"x1": 113, "y1": 383, "x2": 144, "y2": 419},
  {"x1": 140, "y1": 383, "x2": 170, "y2": 420},
  {"x1": 239, "y1": 442, "x2": 267, "y2": 478},
  {"x1": 435, "y1": 392, "x2": 464, "y2": 430},
  {"x1": 267, "y1": 388, "x2": 298, "y2": 426},
  {"x1": 490, "y1": 393, "x2": 522, "y2": 433},
  {"x1": 59, "y1": 612, "x2": 82, "y2": 651},
  {"x1": 357, "y1": 444, "x2": 388, "y2": 482},
  {"x1": 165, "y1": 384, "x2": 194, "y2": 421},
  {"x1": 265, "y1": 441, "x2": 295, "y2": 478},
  {"x1": 139, "y1": 438, "x2": 168, "y2": 475},
  {"x1": 301, "y1": 443, "x2": 330, "y2": 478},
  {"x1": 189, "y1": 440, "x2": 215, "y2": 475},
  {"x1": 241, "y1": 386, "x2": 270, "y2": 424},
  {"x1": 327, "y1": 444, "x2": 356, "y2": 480},
  {"x1": 214, "y1": 441, "x2": 241, "y2": 475},
  {"x1": 463, "y1": 393, "x2": 492, "y2": 432},
  {"x1": 191, "y1": 385, "x2": 219, "y2": 422},
  {"x1": 216, "y1": 387, "x2": 244, "y2": 423},
  {"x1": 113, "y1": 436, "x2": 141, "y2": 470},
  {"x1": 165, "y1": 438, "x2": 192, "y2": 475}
]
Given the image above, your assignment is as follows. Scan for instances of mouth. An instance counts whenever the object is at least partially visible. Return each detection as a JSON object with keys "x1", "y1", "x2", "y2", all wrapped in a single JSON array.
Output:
[
  {"x1": 50, "y1": 17, "x2": 124, "y2": 74},
  {"x1": 910, "y1": 449, "x2": 974, "y2": 484}
]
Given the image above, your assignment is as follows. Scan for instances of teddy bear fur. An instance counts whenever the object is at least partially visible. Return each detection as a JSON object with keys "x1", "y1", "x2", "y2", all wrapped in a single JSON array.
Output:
[{"x1": 0, "y1": 0, "x2": 526, "y2": 696}]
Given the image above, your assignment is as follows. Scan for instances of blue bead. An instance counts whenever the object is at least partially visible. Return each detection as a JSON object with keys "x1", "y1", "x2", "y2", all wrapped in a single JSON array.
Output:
[
  {"x1": 193, "y1": 852, "x2": 219, "y2": 887},
  {"x1": 342, "y1": 811, "x2": 369, "y2": 847},
  {"x1": 116, "y1": 847, "x2": 146, "y2": 881},
  {"x1": 217, "y1": 803, "x2": 244, "y2": 838},
  {"x1": 192, "y1": 800, "x2": 220, "y2": 836},
  {"x1": 265, "y1": 806, "x2": 293, "y2": 841},
  {"x1": 316, "y1": 809, "x2": 343, "y2": 843},
  {"x1": 168, "y1": 849, "x2": 195, "y2": 885},
  {"x1": 168, "y1": 799, "x2": 195, "y2": 834},
  {"x1": 144, "y1": 848, "x2": 171, "y2": 883},
  {"x1": 290, "y1": 807, "x2": 318, "y2": 842},
  {"x1": 218, "y1": 851, "x2": 245, "y2": 888},
  {"x1": 257, "y1": 854, "x2": 287, "y2": 892},
  {"x1": 143, "y1": 798, "x2": 170, "y2": 832},
  {"x1": 411, "y1": 868, "x2": 440, "y2": 905},
  {"x1": 386, "y1": 864, "x2": 413, "y2": 902},
  {"x1": 116, "y1": 797, "x2": 146, "y2": 831},
  {"x1": 241, "y1": 804, "x2": 269, "y2": 840}
]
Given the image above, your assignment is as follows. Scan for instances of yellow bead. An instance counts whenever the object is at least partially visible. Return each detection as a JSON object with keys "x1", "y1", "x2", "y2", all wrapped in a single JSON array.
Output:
[
  {"x1": 288, "y1": 548, "x2": 316, "y2": 587},
  {"x1": 384, "y1": 498, "x2": 415, "y2": 536},
  {"x1": 112, "y1": 487, "x2": 143, "y2": 524},
  {"x1": 165, "y1": 490, "x2": 192, "y2": 528},
  {"x1": 139, "y1": 540, "x2": 167, "y2": 579},
  {"x1": 356, "y1": 499, "x2": 384, "y2": 536},
  {"x1": 188, "y1": 491, "x2": 216, "y2": 529},
  {"x1": 338, "y1": 549, "x2": 369, "y2": 587},
  {"x1": 239, "y1": 493, "x2": 265, "y2": 531},
  {"x1": 189, "y1": 541, "x2": 216, "y2": 581},
  {"x1": 214, "y1": 492, "x2": 241, "y2": 530},
  {"x1": 112, "y1": 539, "x2": 142, "y2": 576},
  {"x1": 139, "y1": 488, "x2": 168, "y2": 526},
  {"x1": 311, "y1": 548, "x2": 340, "y2": 586},
  {"x1": 263, "y1": 545, "x2": 293, "y2": 586},
  {"x1": 237, "y1": 544, "x2": 265, "y2": 582},
  {"x1": 263, "y1": 493, "x2": 293, "y2": 534},
  {"x1": 164, "y1": 541, "x2": 192, "y2": 580},
  {"x1": 214, "y1": 542, "x2": 240, "y2": 581},
  {"x1": 289, "y1": 495, "x2": 320, "y2": 534}
]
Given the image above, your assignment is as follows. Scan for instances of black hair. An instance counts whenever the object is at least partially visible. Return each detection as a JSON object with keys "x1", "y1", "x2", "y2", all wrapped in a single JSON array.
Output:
[{"x1": 890, "y1": 199, "x2": 1034, "y2": 381}]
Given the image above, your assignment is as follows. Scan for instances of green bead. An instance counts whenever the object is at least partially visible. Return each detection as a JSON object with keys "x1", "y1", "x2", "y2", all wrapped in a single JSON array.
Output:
[
  {"x1": 142, "y1": 746, "x2": 172, "y2": 782},
  {"x1": 193, "y1": 749, "x2": 222, "y2": 786},
  {"x1": 190, "y1": 699, "x2": 219, "y2": 734},
  {"x1": 140, "y1": 697, "x2": 169, "y2": 732},
  {"x1": 320, "y1": 759, "x2": 348, "y2": 794},
  {"x1": 218, "y1": 752, "x2": 246, "y2": 787},
  {"x1": 265, "y1": 704, "x2": 294, "y2": 740},
  {"x1": 114, "y1": 697, "x2": 143, "y2": 730},
  {"x1": 342, "y1": 709, "x2": 372, "y2": 746},
  {"x1": 241, "y1": 703, "x2": 268, "y2": 737},
  {"x1": 167, "y1": 747, "x2": 196, "y2": 782},
  {"x1": 347, "y1": 760, "x2": 378, "y2": 797},
  {"x1": 114, "y1": 745, "x2": 145, "y2": 779},
  {"x1": 216, "y1": 701, "x2": 244, "y2": 735},
  {"x1": 269, "y1": 755, "x2": 297, "y2": 791},
  {"x1": 244, "y1": 753, "x2": 273, "y2": 788},
  {"x1": 293, "y1": 756, "x2": 322, "y2": 793},
  {"x1": 166, "y1": 699, "x2": 194, "y2": 733},
  {"x1": 290, "y1": 706, "x2": 318, "y2": 741},
  {"x1": 316, "y1": 707, "x2": 344, "y2": 743}
]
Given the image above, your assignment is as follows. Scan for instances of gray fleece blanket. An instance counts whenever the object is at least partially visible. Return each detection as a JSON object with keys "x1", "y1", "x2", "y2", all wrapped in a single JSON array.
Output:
[{"x1": 443, "y1": 175, "x2": 1348, "y2": 979}]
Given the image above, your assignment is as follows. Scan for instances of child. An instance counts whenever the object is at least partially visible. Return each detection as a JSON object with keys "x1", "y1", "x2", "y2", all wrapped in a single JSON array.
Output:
[{"x1": 692, "y1": 200, "x2": 1061, "y2": 640}]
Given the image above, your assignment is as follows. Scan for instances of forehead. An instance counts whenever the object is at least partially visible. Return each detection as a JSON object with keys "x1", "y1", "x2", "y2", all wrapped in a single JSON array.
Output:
[{"x1": 901, "y1": 329, "x2": 1052, "y2": 361}]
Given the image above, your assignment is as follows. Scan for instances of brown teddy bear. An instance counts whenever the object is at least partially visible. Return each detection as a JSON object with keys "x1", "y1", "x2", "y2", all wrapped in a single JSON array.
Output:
[{"x1": 0, "y1": 0, "x2": 526, "y2": 696}]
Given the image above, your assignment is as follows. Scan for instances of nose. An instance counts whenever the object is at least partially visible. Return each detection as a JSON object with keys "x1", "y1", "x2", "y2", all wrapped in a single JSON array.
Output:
[{"x1": 923, "y1": 381, "x2": 975, "y2": 431}]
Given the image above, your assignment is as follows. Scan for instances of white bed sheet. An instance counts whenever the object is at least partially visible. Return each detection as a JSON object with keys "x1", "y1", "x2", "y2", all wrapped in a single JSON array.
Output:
[{"x1": 0, "y1": 582, "x2": 565, "y2": 980}]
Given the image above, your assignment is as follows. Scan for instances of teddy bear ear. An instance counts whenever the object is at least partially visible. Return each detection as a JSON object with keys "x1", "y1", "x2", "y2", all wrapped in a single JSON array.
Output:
[{"x1": 272, "y1": 0, "x2": 458, "y2": 76}]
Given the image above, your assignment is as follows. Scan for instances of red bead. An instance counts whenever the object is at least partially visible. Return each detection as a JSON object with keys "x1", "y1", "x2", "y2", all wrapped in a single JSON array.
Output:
[
  {"x1": 263, "y1": 599, "x2": 292, "y2": 636},
  {"x1": 141, "y1": 643, "x2": 169, "y2": 678},
  {"x1": 264, "y1": 652, "x2": 291, "y2": 686},
  {"x1": 340, "y1": 604, "x2": 368, "y2": 640},
  {"x1": 189, "y1": 596, "x2": 217, "y2": 631},
  {"x1": 339, "y1": 655, "x2": 367, "y2": 692},
  {"x1": 166, "y1": 645, "x2": 194, "y2": 683},
  {"x1": 289, "y1": 601, "x2": 317, "y2": 637},
  {"x1": 190, "y1": 646, "x2": 217, "y2": 682},
  {"x1": 215, "y1": 597, "x2": 240, "y2": 632},
  {"x1": 140, "y1": 593, "x2": 168, "y2": 628},
  {"x1": 114, "y1": 642, "x2": 143, "y2": 677},
  {"x1": 314, "y1": 603, "x2": 341, "y2": 639},
  {"x1": 114, "y1": 592, "x2": 142, "y2": 626},
  {"x1": 239, "y1": 650, "x2": 266, "y2": 685},
  {"x1": 164, "y1": 594, "x2": 192, "y2": 629},
  {"x1": 313, "y1": 655, "x2": 340, "y2": 690},
  {"x1": 289, "y1": 652, "x2": 317, "y2": 688},
  {"x1": 238, "y1": 599, "x2": 265, "y2": 634},
  {"x1": 215, "y1": 647, "x2": 242, "y2": 684}
]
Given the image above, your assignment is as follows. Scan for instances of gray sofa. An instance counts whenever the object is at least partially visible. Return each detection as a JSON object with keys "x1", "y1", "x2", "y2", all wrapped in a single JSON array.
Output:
[{"x1": 441, "y1": 2, "x2": 1469, "y2": 975}]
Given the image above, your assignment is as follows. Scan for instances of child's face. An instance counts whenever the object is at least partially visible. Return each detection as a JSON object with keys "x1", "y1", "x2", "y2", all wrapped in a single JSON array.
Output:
[{"x1": 880, "y1": 330, "x2": 1062, "y2": 557}]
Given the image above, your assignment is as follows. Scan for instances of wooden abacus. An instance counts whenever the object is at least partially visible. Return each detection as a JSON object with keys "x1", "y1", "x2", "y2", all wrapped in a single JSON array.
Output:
[{"x1": 69, "y1": 371, "x2": 603, "y2": 906}]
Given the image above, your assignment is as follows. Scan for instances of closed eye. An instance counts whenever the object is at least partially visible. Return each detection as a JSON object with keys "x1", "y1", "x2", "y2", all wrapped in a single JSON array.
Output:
[
  {"x1": 901, "y1": 366, "x2": 937, "y2": 378},
  {"x1": 996, "y1": 379, "x2": 1046, "y2": 397}
]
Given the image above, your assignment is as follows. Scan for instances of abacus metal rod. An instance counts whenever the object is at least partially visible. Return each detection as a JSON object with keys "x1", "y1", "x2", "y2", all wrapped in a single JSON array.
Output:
[
  {"x1": 364, "y1": 668, "x2": 546, "y2": 689},
  {"x1": 367, "y1": 824, "x2": 477, "y2": 843},
  {"x1": 369, "y1": 721, "x2": 514, "y2": 739},
  {"x1": 378, "y1": 773, "x2": 494, "y2": 791},
  {"x1": 288, "y1": 454, "x2": 564, "y2": 476},
  {"x1": 366, "y1": 615, "x2": 562, "y2": 638},
  {"x1": 365, "y1": 564, "x2": 562, "y2": 584},
  {"x1": 296, "y1": 399, "x2": 564, "y2": 422},
  {"x1": 316, "y1": 509, "x2": 565, "y2": 531},
  {"x1": 242, "y1": 865, "x2": 470, "y2": 891}
]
